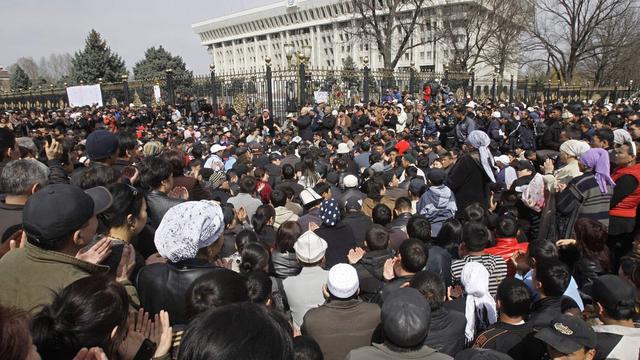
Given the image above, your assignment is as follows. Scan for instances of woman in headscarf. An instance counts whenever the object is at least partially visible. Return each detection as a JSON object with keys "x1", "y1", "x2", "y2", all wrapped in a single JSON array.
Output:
[
  {"x1": 556, "y1": 148, "x2": 614, "y2": 239},
  {"x1": 312, "y1": 198, "x2": 358, "y2": 267},
  {"x1": 446, "y1": 262, "x2": 497, "y2": 344},
  {"x1": 136, "y1": 200, "x2": 226, "y2": 325},
  {"x1": 446, "y1": 130, "x2": 496, "y2": 212},
  {"x1": 542, "y1": 139, "x2": 590, "y2": 192}
]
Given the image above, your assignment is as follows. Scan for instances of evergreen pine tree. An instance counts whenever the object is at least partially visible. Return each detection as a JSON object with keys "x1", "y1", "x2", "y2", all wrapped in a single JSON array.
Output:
[
  {"x1": 341, "y1": 56, "x2": 360, "y2": 88},
  {"x1": 133, "y1": 46, "x2": 192, "y2": 92},
  {"x1": 70, "y1": 29, "x2": 127, "y2": 83},
  {"x1": 10, "y1": 65, "x2": 32, "y2": 90}
]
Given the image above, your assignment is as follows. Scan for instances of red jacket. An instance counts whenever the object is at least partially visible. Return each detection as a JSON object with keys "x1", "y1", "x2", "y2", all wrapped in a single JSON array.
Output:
[
  {"x1": 610, "y1": 164, "x2": 640, "y2": 218},
  {"x1": 485, "y1": 238, "x2": 528, "y2": 276}
]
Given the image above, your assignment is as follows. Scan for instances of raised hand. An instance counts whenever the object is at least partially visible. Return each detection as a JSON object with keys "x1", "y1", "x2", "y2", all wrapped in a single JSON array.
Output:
[
  {"x1": 76, "y1": 237, "x2": 112, "y2": 264},
  {"x1": 347, "y1": 247, "x2": 366, "y2": 265}
]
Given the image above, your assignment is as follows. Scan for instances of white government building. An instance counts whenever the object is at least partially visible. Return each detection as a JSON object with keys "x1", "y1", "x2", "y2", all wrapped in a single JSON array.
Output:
[{"x1": 192, "y1": 0, "x2": 517, "y2": 81}]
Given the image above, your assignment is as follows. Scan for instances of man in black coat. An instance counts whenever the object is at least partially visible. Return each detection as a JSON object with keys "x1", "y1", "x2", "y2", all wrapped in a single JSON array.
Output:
[
  {"x1": 296, "y1": 107, "x2": 314, "y2": 142},
  {"x1": 342, "y1": 198, "x2": 372, "y2": 247},
  {"x1": 541, "y1": 104, "x2": 563, "y2": 150},
  {"x1": 349, "y1": 225, "x2": 395, "y2": 303},
  {"x1": 257, "y1": 109, "x2": 275, "y2": 136}
]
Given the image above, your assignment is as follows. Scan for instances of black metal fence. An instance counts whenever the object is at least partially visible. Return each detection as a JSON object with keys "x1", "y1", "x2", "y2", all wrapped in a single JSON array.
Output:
[{"x1": 1, "y1": 65, "x2": 638, "y2": 120}]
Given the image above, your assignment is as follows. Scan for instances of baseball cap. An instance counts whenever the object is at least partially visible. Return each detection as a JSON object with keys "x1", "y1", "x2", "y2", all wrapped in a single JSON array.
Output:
[
  {"x1": 535, "y1": 314, "x2": 597, "y2": 355},
  {"x1": 294, "y1": 230, "x2": 328, "y2": 263},
  {"x1": 327, "y1": 264, "x2": 359, "y2": 299},
  {"x1": 269, "y1": 152, "x2": 283, "y2": 161},
  {"x1": 512, "y1": 160, "x2": 535, "y2": 172},
  {"x1": 343, "y1": 174, "x2": 358, "y2": 188},
  {"x1": 382, "y1": 288, "x2": 431, "y2": 348},
  {"x1": 86, "y1": 130, "x2": 118, "y2": 161},
  {"x1": 210, "y1": 144, "x2": 226, "y2": 154},
  {"x1": 591, "y1": 275, "x2": 636, "y2": 316},
  {"x1": 345, "y1": 197, "x2": 363, "y2": 211},
  {"x1": 300, "y1": 187, "x2": 322, "y2": 206},
  {"x1": 23, "y1": 184, "x2": 112, "y2": 244}
]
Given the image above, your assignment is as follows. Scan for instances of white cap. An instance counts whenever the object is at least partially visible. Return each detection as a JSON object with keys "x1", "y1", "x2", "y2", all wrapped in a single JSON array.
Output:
[
  {"x1": 343, "y1": 174, "x2": 358, "y2": 188},
  {"x1": 491, "y1": 111, "x2": 502, "y2": 119},
  {"x1": 292, "y1": 136, "x2": 302, "y2": 143},
  {"x1": 466, "y1": 101, "x2": 477, "y2": 108},
  {"x1": 328, "y1": 264, "x2": 359, "y2": 298},
  {"x1": 337, "y1": 143, "x2": 350, "y2": 154},
  {"x1": 210, "y1": 144, "x2": 226, "y2": 154},
  {"x1": 527, "y1": 107, "x2": 535, "y2": 112},
  {"x1": 604, "y1": 104, "x2": 613, "y2": 111},
  {"x1": 300, "y1": 187, "x2": 322, "y2": 206},
  {"x1": 294, "y1": 231, "x2": 328, "y2": 263},
  {"x1": 332, "y1": 109, "x2": 338, "y2": 116},
  {"x1": 494, "y1": 155, "x2": 510, "y2": 165},
  {"x1": 223, "y1": 127, "x2": 231, "y2": 133}
]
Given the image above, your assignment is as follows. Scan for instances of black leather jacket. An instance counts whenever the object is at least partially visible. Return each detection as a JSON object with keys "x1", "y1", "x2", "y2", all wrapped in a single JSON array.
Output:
[
  {"x1": 145, "y1": 190, "x2": 184, "y2": 229},
  {"x1": 271, "y1": 251, "x2": 302, "y2": 279},
  {"x1": 136, "y1": 259, "x2": 221, "y2": 325}
]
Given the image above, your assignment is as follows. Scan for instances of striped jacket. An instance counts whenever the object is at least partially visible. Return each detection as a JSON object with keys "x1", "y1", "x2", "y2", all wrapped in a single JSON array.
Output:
[{"x1": 556, "y1": 172, "x2": 612, "y2": 239}]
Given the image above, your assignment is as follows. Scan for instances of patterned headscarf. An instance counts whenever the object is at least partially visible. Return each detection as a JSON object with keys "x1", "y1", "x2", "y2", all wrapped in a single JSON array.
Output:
[
  {"x1": 319, "y1": 199, "x2": 341, "y2": 227},
  {"x1": 154, "y1": 201, "x2": 225, "y2": 263},
  {"x1": 580, "y1": 148, "x2": 616, "y2": 193},
  {"x1": 559, "y1": 140, "x2": 590, "y2": 158},
  {"x1": 466, "y1": 131, "x2": 496, "y2": 182}
]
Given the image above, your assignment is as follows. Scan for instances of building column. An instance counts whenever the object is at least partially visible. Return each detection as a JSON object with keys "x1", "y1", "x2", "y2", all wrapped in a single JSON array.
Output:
[
  {"x1": 332, "y1": 23, "x2": 339, "y2": 68},
  {"x1": 221, "y1": 42, "x2": 227, "y2": 74}
]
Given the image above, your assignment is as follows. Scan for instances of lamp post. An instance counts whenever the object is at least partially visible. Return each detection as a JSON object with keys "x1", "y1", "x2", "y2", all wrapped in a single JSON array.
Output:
[
  {"x1": 469, "y1": 67, "x2": 475, "y2": 99},
  {"x1": 122, "y1": 74, "x2": 130, "y2": 105},
  {"x1": 628, "y1": 80, "x2": 633, "y2": 99},
  {"x1": 491, "y1": 72, "x2": 497, "y2": 100},
  {"x1": 165, "y1": 69, "x2": 175, "y2": 106},
  {"x1": 523, "y1": 76, "x2": 529, "y2": 104},
  {"x1": 265, "y1": 57, "x2": 273, "y2": 116},
  {"x1": 363, "y1": 56, "x2": 370, "y2": 103}
]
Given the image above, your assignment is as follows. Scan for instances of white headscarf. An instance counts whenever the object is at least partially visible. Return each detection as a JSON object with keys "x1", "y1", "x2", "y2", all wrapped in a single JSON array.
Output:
[
  {"x1": 559, "y1": 139, "x2": 590, "y2": 158},
  {"x1": 461, "y1": 262, "x2": 497, "y2": 342},
  {"x1": 154, "y1": 201, "x2": 225, "y2": 263},
  {"x1": 466, "y1": 131, "x2": 496, "y2": 182}
]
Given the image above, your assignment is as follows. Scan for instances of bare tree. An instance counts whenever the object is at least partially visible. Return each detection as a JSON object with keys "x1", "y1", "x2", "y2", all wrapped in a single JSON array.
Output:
[
  {"x1": 579, "y1": 8, "x2": 639, "y2": 85},
  {"x1": 9, "y1": 57, "x2": 39, "y2": 81},
  {"x1": 482, "y1": 1, "x2": 533, "y2": 81},
  {"x1": 37, "y1": 53, "x2": 73, "y2": 81},
  {"x1": 351, "y1": 0, "x2": 431, "y2": 70},
  {"x1": 528, "y1": 0, "x2": 634, "y2": 83}
]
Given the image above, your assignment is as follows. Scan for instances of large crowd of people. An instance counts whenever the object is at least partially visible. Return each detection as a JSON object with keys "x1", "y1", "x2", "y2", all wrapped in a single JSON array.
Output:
[{"x1": 0, "y1": 87, "x2": 639, "y2": 360}]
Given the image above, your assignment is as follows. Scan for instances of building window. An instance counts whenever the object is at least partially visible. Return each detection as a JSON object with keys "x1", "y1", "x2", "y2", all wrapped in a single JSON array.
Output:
[{"x1": 420, "y1": 52, "x2": 425, "y2": 59}]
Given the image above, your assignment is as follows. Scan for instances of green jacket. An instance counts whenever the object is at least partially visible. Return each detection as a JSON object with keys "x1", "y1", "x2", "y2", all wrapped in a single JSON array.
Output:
[{"x1": 0, "y1": 243, "x2": 139, "y2": 313}]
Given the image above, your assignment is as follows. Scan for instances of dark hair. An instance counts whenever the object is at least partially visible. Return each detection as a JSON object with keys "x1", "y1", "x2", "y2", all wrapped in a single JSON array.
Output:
[
  {"x1": 30, "y1": 275, "x2": 129, "y2": 359},
  {"x1": 535, "y1": 259, "x2": 570, "y2": 297},
  {"x1": 235, "y1": 229, "x2": 260, "y2": 253},
  {"x1": 164, "y1": 149, "x2": 186, "y2": 177},
  {"x1": 496, "y1": 277, "x2": 531, "y2": 318},
  {"x1": 313, "y1": 182, "x2": 331, "y2": 197},
  {"x1": 463, "y1": 203, "x2": 486, "y2": 224},
  {"x1": 594, "y1": 128, "x2": 614, "y2": 147},
  {"x1": 252, "y1": 205, "x2": 275, "y2": 234},
  {"x1": 100, "y1": 183, "x2": 145, "y2": 229},
  {"x1": 496, "y1": 216, "x2": 518, "y2": 238},
  {"x1": 365, "y1": 176, "x2": 385, "y2": 199},
  {"x1": 0, "y1": 128, "x2": 16, "y2": 162},
  {"x1": 0, "y1": 306, "x2": 31, "y2": 360},
  {"x1": 410, "y1": 271, "x2": 445, "y2": 311},
  {"x1": 528, "y1": 240, "x2": 559, "y2": 265},
  {"x1": 366, "y1": 224, "x2": 390, "y2": 250},
  {"x1": 186, "y1": 269, "x2": 249, "y2": 319},
  {"x1": 462, "y1": 222, "x2": 490, "y2": 252},
  {"x1": 245, "y1": 271, "x2": 273, "y2": 305},
  {"x1": 240, "y1": 176, "x2": 257, "y2": 194},
  {"x1": 574, "y1": 218, "x2": 611, "y2": 272},
  {"x1": 282, "y1": 164, "x2": 295, "y2": 180},
  {"x1": 372, "y1": 204, "x2": 392, "y2": 226},
  {"x1": 293, "y1": 335, "x2": 323, "y2": 360},
  {"x1": 436, "y1": 218, "x2": 463, "y2": 259},
  {"x1": 407, "y1": 215, "x2": 431, "y2": 243},
  {"x1": 394, "y1": 196, "x2": 412, "y2": 212},
  {"x1": 254, "y1": 167, "x2": 266, "y2": 181},
  {"x1": 178, "y1": 303, "x2": 293, "y2": 360},
  {"x1": 276, "y1": 221, "x2": 302, "y2": 253},
  {"x1": 141, "y1": 156, "x2": 173, "y2": 189},
  {"x1": 72, "y1": 165, "x2": 119, "y2": 189},
  {"x1": 399, "y1": 239, "x2": 428, "y2": 273},
  {"x1": 271, "y1": 189, "x2": 287, "y2": 207},
  {"x1": 240, "y1": 243, "x2": 270, "y2": 274},
  {"x1": 116, "y1": 133, "x2": 137, "y2": 158}
]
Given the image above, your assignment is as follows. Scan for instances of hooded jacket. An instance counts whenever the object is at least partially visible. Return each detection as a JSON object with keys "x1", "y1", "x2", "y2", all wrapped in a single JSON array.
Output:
[
  {"x1": 274, "y1": 206, "x2": 299, "y2": 229},
  {"x1": 417, "y1": 185, "x2": 457, "y2": 237}
]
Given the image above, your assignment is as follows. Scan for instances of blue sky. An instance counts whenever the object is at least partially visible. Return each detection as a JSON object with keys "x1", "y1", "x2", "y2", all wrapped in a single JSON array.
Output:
[{"x1": 0, "y1": 0, "x2": 275, "y2": 74}]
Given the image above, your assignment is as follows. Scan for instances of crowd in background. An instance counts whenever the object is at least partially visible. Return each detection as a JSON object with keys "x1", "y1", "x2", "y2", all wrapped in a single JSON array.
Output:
[{"x1": 0, "y1": 86, "x2": 639, "y2": 360}]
